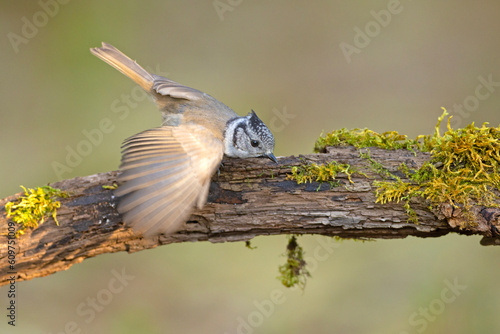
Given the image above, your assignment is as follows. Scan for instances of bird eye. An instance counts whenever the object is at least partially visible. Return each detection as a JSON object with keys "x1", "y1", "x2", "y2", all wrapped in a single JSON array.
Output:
[{"x1": 251, "y1": 140, "x2": 259, "y2": 147}]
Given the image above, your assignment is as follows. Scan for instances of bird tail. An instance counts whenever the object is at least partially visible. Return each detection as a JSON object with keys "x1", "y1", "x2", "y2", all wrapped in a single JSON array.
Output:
[{"x1": 90, "y1": 42, "x2": 154, "y2": 92}]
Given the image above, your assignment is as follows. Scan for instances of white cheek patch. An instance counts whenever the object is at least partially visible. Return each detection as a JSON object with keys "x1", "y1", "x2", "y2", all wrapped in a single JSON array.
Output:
[{"x1": 234, "y1": 128, "x2": 245, "y2": 150}]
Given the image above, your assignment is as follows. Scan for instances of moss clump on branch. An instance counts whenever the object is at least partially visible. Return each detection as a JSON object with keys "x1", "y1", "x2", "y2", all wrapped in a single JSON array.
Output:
[
  {"x1": 287, "y1": 160, "x2": 357, "y2": 190},
  {"x1": 314, "y1": 126, "x2": 423, "y2": 153},
  {"x1": 277, "y1": 235, "x2": 310, "y2": 289},
  {"x1": 294, "y1": 108, "x2": 500, "y2": 228},
  {"x1": 4, "y1": 185, "x2": 68, "y2": 237},
  {"x1": 375, "y1": 109, "x2": 500, "y2": 228}
]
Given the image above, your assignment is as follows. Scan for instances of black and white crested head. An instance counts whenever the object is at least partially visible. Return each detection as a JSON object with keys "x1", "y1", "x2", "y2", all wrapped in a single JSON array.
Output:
[{"x1": 224, "y1": 110, "x2": 277, "y2": 162}]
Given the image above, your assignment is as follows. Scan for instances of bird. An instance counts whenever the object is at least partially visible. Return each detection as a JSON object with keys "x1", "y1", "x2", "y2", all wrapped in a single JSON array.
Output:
[{"x1": 90, "y1": 42, "x2": 277, "y2": 237}]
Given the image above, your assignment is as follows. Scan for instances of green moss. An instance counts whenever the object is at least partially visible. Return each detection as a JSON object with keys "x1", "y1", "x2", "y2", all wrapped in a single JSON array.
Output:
[
  {"x1": 375, "y1": 109, "x2": 500, "y2": 228},
  {"x1": 287, "y1": 160, "x2": 356, "y2": 190},
  {"x1": 290, "y1": 108, "x2": 500, "y2": 228},
  {"x1": 102, "y1": 183, "x2": 118, "y2": 190},
  {"x1": 4, "y1": 185, "x2": 68, "y2": 237},
  {"x1": 277, "y1": 235, "x2": 310, "y2": 289},
  {"x1": 281, "y1": 108, "x2": 499, "y2": 289},
  {"x1": 310, "y1": 108, "x2": 500, "y2": 229},
  {"x1": 314, "y1": 111, "x2": 452, "y2": 154},
  {"x1": 315, "y1": 127, "x2": 421, "y2": 153}
]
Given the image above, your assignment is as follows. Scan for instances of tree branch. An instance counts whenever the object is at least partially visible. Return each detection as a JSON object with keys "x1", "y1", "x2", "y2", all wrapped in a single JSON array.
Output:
[{"x1": 1, "y1": 146, "x2": 499, "y2": 286}]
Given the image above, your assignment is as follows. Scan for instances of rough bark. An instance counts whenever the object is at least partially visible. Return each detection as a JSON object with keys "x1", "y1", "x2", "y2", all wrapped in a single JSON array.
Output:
[{"x1": 1, "y1": 146, "x2": 499, "y2": 287}]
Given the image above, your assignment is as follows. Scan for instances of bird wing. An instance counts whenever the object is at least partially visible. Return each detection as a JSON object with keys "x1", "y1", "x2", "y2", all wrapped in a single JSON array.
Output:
[
  {"x1": 151, "y1": 75, "x2": 238, "y2": 122},
  {"x1": 152, "y1": 74, "x2": 207, "y2": 101},
  {"x1": 115, "y1": 124, "x2": 224, "y2": 237}
]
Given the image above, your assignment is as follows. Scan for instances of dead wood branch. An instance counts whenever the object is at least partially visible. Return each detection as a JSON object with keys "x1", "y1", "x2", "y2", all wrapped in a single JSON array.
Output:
[{"x1": 1, "y1": 146, "x2": 499, "y2": 286}]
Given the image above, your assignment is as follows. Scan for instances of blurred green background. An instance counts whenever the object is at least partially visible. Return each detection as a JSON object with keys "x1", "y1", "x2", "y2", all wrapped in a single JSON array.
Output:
[{"x1": 1, "y1": 0, "x2": 500, "y2": 333}]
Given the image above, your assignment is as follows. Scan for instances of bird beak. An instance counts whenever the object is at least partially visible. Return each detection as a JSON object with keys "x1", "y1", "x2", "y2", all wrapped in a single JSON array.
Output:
[{"x1": 266, "y1": 153, "x2": 278, "y2": 164}]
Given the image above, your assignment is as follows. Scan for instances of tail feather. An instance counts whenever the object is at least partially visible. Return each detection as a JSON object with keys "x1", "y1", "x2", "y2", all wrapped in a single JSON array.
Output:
[{"x1": 90, "y1": 42, "x2": 154, "y2": 92}]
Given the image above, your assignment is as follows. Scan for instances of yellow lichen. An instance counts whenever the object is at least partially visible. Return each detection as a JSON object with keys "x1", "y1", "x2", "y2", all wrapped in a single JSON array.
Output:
[{"x1": 4, "y1": 185, "x2": 68, "y2": 237}]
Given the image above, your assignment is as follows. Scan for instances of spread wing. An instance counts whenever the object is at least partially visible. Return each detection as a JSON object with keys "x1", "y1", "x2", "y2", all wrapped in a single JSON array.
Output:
[{"x1": 115, "y1": 124, "x2": 224, "y2": 237}]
